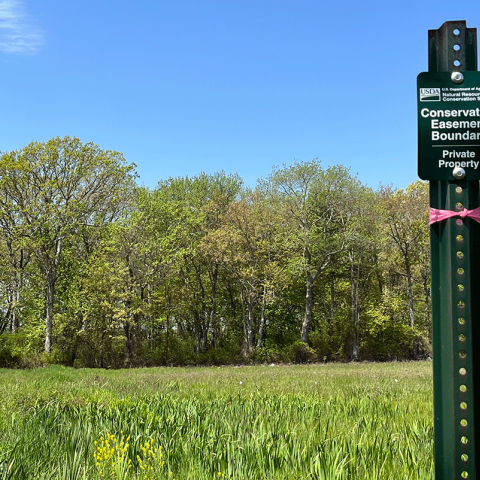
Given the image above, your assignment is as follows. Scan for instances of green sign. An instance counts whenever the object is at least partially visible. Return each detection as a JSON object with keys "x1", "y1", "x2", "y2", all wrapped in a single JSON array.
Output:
[{"x1": 417, "y1": 71, "x2": 480, "y2": 180}]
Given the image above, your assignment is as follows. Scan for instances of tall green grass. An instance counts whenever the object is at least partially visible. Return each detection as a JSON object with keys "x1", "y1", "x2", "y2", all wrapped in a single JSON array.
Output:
[{"x1": 0, "y1": 362, "x2": 433, "y2": 479}]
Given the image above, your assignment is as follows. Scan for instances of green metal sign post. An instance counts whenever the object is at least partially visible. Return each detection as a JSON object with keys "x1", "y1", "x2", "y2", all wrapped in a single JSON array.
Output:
[{"x1": 418, "y1": 20, "x2": 478, "y2": 479}]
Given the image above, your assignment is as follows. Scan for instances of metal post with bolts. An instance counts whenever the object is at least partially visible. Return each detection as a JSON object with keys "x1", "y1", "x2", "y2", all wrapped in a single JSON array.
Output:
[{"x1": 419, "y1": 20, "x2": 479, "y2": 479}]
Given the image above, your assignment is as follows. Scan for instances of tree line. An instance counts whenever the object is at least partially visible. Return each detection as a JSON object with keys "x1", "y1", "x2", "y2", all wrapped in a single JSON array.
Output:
[{"x1": 0, "y1": 137, "x2": 431, "y2": 368}]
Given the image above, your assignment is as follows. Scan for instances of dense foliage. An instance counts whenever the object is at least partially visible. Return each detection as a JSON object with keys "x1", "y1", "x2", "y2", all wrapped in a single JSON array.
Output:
[{"x1": 0, "y1": 137, "x2": 431, "y2": 367}]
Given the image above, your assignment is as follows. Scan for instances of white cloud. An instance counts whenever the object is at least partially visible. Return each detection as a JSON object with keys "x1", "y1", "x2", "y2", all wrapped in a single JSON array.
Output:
[{"x1": 0, "y1": 0, "x2": 45, "y2": 54}]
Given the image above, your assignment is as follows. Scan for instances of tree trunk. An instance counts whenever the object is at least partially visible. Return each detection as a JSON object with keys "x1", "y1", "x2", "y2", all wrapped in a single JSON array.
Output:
[
  {"x1": 301, "y1": 272, "x2": 314, "y2": 344},
  {"x1": 240, "y1": 284, "x2": 256, "y2": 353},
  {"x1": 69, "y1": 336, "x2": 79, "y2": 367},
  {"x1": 240, "y1": 292, "x2": 247, "y2": 348},
  {"x1": 210, "y1": 263, "x2": 219, "y2": 349},
  {"x1": 350, "y1": 260, "x2": 360, "y2": 362},
  {"x1": 422, "y1": 269, "x2": 431, "y2": 340},
  {"x1": 9, "y1": 288, "x2": 20, "y2": 333},
  {"x1": 404, "y1": 260, "x2": 419, "y2": 359},
  {"x1": 301, "y1": 249, "x2": 339, "y2": 345},
  {"x1": 405, "y1": 261, "x2": 415, "y2": 329},
  {"x1": 12, "y1": 299, "x2": 19, "y2": 333},
  {"x1": 124, "y1": 320, "x2": 135, "y2": 366},
  {"x1": 193, "y1": 314, "x2": 202, "y2": 354},
  {"x1": 246, "y1": 293, "x2": 255, "y2": 353},
  {"x1": 44, "y1": 238, "x2": 63, "y2": 354},
  {"x1": 8, "y1": 247, "x2": 27, "y2": 334},
  {"x1": 201, "y1": 313, "x2": 210, "y2": 352},
  {"x1": 256, "y1": 287, "x2": 267, "y2": 348},
  {"x1": 164, "y1": 312, "x2": 170, "y2": 365},
  {"x1": 45, "y1": 272, "x2": 56, "y2": 353},
  {"x1": 329, "y1": 275, "x2": 335, "y2": 351}
]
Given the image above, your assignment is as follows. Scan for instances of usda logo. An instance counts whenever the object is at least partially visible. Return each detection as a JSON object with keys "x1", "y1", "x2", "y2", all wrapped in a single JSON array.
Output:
[{"x1": 420, "y1": 88, "x2": 441, "y2": 101}]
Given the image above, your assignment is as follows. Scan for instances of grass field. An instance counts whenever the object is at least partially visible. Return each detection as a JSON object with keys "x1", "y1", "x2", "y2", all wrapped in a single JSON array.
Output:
[{"x1": 0, "y1": 362, "x2": 434, "y2": 479}]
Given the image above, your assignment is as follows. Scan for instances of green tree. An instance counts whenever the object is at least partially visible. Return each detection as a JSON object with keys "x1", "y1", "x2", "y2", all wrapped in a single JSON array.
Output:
[
  {"x1": 262, "y1": 160, "x2": 357, "y2": 345},
  {"x1": 204, "y1": 188, "x2": 286, "y2": 353},
  {"x1": 0, "y1": 137, "x2": 137, "y2": 353},
  {"x1": 377, "y1": 181, "x2": 430, "y2": 357},
  {"x1": 0, "y1": 215, "x2": 32, "y2": 333},
  {"x1": 344, "y1": 187, "x2": 380, "y2": 361},
  {"x1": 144, "y1": 172, "x2": 242, "y2": 356}
]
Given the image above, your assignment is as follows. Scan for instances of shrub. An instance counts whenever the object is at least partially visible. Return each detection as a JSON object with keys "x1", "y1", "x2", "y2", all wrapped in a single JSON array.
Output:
[
  {"x1": 287, "y1": 340, "x2": 318, "y2": 363},
  {"x1": 0, "y1": 333, "x2": 22, "y2": 368},
  {"x1": 0, "y1": 332, "x2": 44, "y2": 368},
  {"x1": 252, "y1": 346, "x2": 286, "y2": 364}
]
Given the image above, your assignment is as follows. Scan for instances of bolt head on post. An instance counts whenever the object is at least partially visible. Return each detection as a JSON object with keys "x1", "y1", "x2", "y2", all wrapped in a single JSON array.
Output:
[
  {"x1": 451, "y1": 71, "x2": 464, "y2": 84},
  {"x1": 453, "y1": 166, "x2": 466, "y2": 179}
]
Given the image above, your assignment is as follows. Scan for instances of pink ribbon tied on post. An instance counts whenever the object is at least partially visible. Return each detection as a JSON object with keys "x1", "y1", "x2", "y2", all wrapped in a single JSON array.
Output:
[{"x1": 430, "y1": 207, "x2": 480, "y2": 225}]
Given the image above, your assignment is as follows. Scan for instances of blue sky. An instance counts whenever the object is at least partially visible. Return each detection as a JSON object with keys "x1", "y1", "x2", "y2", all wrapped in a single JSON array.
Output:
[{"x1": 1, "y1": 1, "x2": 480, "y2": 190}]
